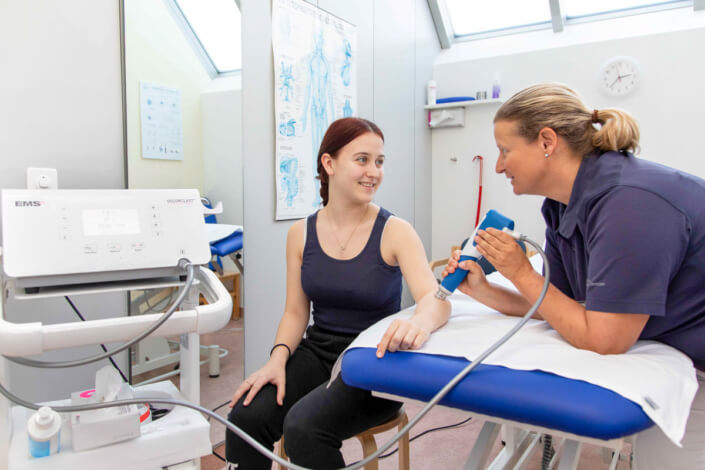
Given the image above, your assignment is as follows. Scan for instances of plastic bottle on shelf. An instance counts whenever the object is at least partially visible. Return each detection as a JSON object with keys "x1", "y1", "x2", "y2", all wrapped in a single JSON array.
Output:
[
  {"x1": 492, "y1": 72, "x2": 501, "y2": 99},
  {"x1": 27, "y1": 406, "x2": 62, "y2": 458},
  {"x1": 427, "y1": 80, "x2": 437, "y2": 105}
]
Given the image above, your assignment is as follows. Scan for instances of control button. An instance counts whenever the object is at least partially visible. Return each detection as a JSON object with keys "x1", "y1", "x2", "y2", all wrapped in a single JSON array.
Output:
[
  {"x1": 84, "y1": 244, "x2": 98, "y2": 254},
  {"x1": 132, "y1": 242, "x2": 144, "y2": 252},
  {"x1": 153, "y1": 231, "x2": 162, "y2": 238},
  {"x1": 151, "y1": 221, "x2": 161, "y2": 230},
  {"x1": 107, "y1": 242, "x2": 122, "y2": 253},
  {"x1": 61, "y1": 233, "x2": 72, "y2": 241}
]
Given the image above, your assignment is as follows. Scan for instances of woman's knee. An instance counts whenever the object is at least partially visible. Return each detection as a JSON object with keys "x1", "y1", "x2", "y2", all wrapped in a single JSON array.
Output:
[
  {"x1": 282, "y1": 403, "x2": 318, "y2": 454},
  {"x1": 282, "y1": 402, "x2": 307, "y2": 437},
  {"x1": 227, "y1": 388, "x2": 279, "y2": 433},
  {"x1": 227, "y1": 401, "x2": 262, "y2": 433}
]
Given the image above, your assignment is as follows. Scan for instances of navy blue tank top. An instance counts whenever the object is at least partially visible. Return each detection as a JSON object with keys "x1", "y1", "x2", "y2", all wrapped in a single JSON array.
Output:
[{"x1": 301, "y1": 207, "x2": 402, "y2": 335}]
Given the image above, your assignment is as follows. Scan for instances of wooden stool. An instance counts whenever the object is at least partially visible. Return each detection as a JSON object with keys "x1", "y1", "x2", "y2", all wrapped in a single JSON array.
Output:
[
  {"x1": 277, "y1": 406, "x2": 409, "y2": 470},
  {"x1": 215, "y1": 271, "x2": 241, "y2": 320}
]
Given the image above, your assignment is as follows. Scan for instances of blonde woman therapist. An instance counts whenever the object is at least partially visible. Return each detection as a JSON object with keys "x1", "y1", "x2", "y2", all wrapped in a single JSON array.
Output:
[
  {"x1": 225, "y1": 117, "x2": 450, "y2": 469},
  {"x1": 444, "y1": 83, "x2": 705, "y2": 469}
]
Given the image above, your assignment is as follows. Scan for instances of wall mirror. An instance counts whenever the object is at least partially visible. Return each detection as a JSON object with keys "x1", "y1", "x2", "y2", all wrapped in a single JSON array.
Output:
[{"x1": 121, "y1": 0, "x2": 244, "y2": 442}]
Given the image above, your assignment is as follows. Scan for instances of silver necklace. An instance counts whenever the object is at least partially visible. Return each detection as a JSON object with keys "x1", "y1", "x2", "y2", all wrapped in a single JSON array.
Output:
[{"x1": 326, "y1": 205, "x2": 369, "y2": 253}]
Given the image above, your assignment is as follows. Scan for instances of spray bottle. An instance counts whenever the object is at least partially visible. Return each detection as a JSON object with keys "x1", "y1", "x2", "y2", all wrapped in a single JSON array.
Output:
[
  {"x1": 427, "y1": 80, "x2": 437, "y2": 106},
  {"x1": 492, "y1": 72, "x2": 501, "y2": 99}
]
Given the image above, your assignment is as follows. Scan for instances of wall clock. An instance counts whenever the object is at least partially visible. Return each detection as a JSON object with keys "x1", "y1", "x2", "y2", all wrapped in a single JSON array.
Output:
[{"x1": 598, "y1": 56, "x2": 641, "y2": 97}]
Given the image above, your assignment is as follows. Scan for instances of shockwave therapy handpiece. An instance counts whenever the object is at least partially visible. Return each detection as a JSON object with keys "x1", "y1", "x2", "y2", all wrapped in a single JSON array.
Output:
[{"x1": 435, "y1": 209, "x2": 515, "y2": 300}]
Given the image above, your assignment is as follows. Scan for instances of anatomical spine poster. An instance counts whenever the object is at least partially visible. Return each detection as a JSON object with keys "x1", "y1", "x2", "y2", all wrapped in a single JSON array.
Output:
[{"x1": 272, "y1": 0, "x2": 357, "y2": 220}]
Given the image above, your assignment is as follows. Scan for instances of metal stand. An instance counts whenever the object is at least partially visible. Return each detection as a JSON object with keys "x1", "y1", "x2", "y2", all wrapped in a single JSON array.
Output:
[
  {"x1": 130, "y1": 285, "x2": 229, "y2": 384},
  {"x1": 0, "y1": 267, "x2": 232, "y2": 469},
  {"x1": 457, "y1": 414, "x2": 629, "y2": 470}
]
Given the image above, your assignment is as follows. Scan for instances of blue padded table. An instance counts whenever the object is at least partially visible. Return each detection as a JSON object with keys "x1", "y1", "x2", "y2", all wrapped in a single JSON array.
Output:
[
  {"x1": 207, "y1": 226, "x2": 243, "y2": 274},
  {"x1": 211, "y1": 230, "x2": 243, "y2": 258},
  {"x1": 342, "y1": 348, "x2": 654, "y2": 469}
]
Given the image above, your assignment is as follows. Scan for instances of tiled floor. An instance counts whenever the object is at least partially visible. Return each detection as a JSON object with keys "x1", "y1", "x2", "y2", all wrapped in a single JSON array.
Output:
[{"x1": 137, "y1": 317, "x2": 632, "y2": 469}]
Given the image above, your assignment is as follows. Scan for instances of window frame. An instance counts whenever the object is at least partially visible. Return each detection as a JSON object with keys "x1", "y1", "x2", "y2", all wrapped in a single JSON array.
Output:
[
  {"x1": 164, "y1": 0, "x2": 242, "y2": 77},
  {"x1": 430, "y1": 0, "x2": 697, "y2": 47}
]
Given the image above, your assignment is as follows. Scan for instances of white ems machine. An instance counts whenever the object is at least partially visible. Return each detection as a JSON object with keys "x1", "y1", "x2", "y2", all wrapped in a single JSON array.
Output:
[{"x1": 0, "y1": 189, "x2": 232, "y2": 469}]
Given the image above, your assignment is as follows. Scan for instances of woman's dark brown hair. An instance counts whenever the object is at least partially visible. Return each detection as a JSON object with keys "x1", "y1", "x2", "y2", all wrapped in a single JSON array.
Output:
[{"x1": 317, "y1": 117, "x2": 384, "y2": 206}]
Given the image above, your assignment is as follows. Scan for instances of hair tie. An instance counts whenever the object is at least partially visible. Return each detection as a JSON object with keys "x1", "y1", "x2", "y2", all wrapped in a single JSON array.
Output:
[
  {"x1": 592, "y1": 109, "x2": 599, "y2": 124},
  {"x1": 270, "y1": 343, "x2": 292, "y2": 358}
]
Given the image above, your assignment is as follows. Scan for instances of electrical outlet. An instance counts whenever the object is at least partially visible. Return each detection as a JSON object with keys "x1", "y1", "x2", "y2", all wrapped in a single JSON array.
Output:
[{"x1": 26, "y1": 167, "x2": 58, "y2": 190}]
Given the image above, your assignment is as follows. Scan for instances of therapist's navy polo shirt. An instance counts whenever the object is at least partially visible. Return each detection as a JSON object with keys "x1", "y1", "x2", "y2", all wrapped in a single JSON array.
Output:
[{"x1": 542, "y1": 150, "x2": 705, "y2": 370}]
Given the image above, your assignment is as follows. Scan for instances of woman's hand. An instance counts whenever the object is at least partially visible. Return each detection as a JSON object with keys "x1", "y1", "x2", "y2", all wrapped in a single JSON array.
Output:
[
  {"x1": 442, "y1": 249, "x2": 490, "y2": 297},
  {"x1": 376, "y1": 317, "x2": 431, "y2": 358},
  {"x1": 229, "y1": 361, "x2": 286, "y2": 408},
  {"x1": 475, "y1": 228, "x2": 532, "y2": 282}
]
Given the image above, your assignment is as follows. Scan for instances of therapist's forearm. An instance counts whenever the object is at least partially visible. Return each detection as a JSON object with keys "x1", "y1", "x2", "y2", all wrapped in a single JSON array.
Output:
[
  {"x1": 471, "y1": 282, "x2": 543, "y2": 320},
  {"x1": 508, "y1": 268, "x2": 598, "y2": 350}
]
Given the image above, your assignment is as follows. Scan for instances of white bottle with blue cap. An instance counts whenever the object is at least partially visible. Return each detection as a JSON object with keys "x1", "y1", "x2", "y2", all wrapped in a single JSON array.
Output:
[{"x1": 27, "y1": 406, "x2": 61, "y2": 458}]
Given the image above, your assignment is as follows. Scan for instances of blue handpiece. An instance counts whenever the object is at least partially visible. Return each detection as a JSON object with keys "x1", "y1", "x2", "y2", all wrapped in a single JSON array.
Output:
[{"x1": 438, "y1": 210, "x2": 515, "y2": 298}]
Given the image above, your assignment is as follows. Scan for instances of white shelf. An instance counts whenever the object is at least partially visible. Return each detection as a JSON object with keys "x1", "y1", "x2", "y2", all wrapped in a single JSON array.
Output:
[{"x1": 424, "y1": 98, "x2": 504, "y2": 110}]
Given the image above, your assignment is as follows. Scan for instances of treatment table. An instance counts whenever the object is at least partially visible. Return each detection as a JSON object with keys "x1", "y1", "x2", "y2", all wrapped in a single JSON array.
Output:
[
  {"x1": 338, "y1": 254, "x2": 695, "y2": 469},
  {"x1": 341, "y1": 347, "x2": 653, "y2": 470}
]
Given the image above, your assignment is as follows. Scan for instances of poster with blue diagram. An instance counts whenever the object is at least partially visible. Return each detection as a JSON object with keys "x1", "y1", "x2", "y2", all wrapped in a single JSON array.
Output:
[
  {"x1": 139, "y1": 81, "x2": 183, "y2": 161},
  {"x1": 273, "y1": 0, "x2": 357, "y2": 220}
]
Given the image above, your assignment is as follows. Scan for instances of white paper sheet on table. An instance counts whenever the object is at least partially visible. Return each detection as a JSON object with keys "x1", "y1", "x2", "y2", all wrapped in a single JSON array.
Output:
[
  {"x1": 335, "y1": 255, "x2": 698, "y2": 446},
  {"x1": 205, "y1": 224, "x2": 243, "y2": 244}
]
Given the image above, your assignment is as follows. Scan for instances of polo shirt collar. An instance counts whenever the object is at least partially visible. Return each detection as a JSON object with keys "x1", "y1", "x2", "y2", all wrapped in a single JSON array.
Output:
[{"x1": 557, "y1": 151, "x2": 627, "y2": 238}]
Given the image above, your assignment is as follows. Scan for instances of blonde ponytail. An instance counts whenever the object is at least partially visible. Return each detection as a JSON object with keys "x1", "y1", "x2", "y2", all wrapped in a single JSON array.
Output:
[
  {"x1": 591, "y1": 108, "x2": 640, "y2": 154},
  {"x1": 495, "y1": 83, "x2": 640, "y2": 156}
]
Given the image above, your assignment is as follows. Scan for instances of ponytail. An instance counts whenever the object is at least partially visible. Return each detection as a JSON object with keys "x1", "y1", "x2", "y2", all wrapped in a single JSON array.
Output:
[
  {"x1": 591, "y1": 108, "x2": 640, "y2": 154},
  {"x1": 495, "y1": 83, "x2": 641, "y2": 156}
]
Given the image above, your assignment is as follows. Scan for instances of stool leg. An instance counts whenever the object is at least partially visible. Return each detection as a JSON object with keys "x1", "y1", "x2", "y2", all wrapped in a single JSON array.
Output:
[
  {"x1": 278, "y1": 437, "x2": 288, "y2": 470},
  {"x1": 357, "y1": 434, "x2": 379, "y2": 470},
  {"x1": 398, "y1": 413, "x2": 410, "y2": 470},
  {"x1": 232, "y1": 272, "x2": 241, "y2": 320}
]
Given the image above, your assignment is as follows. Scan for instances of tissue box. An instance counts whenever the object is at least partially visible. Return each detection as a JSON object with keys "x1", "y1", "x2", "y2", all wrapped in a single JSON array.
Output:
[{"x1": 70, "y1": 399, "x2": 141, "y2": 452}]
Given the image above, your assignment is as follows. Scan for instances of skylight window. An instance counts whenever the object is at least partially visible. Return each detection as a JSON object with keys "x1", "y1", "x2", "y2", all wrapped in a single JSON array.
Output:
[
  {"x1": 436, "y1": 0, "x2": 695, "y2": 43},
  {"x1": 561, "y1": 0, "x2": 684, "y2": 18},
  {"x1": 173, "y1": 0, "x2": 241, "y2": 74},
  {"x1": 444, "y1": 0, "x2": 552, "y2": 37}
]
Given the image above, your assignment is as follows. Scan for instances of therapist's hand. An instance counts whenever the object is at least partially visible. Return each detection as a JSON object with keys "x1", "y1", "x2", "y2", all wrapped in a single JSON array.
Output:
[
  {"x1": 376, "y1": 317, "x2": 431, "y2": 358},
  {"x1": 229, "y1": 360, "x2": 286, "y2": 408},
  {"x1": 474, "y1": 228, "x2": 532, "y2": 283},
  {"x1": 442, "y1": 249, "x2": 489, "y2": 298}
]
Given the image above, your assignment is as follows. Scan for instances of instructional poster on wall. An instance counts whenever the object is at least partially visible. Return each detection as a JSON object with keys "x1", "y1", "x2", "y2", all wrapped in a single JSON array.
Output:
[
  {"x1": 273, "y1": 0, "x2": 357, "y2": 220},
  {"x1": 139, "y1": 81, "x2": 183, "y2": 161}
]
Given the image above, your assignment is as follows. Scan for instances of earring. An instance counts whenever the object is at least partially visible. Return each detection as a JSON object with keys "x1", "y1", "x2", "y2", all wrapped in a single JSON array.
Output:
[{"x1": 544, "y1": 153, "x2": 549, "y2": 158}]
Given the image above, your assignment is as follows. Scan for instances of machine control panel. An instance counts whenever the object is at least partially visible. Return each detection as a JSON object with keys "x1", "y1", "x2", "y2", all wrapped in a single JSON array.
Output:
[{"x1": 1, "y1": 189, "x2": 211, "y2": 280}]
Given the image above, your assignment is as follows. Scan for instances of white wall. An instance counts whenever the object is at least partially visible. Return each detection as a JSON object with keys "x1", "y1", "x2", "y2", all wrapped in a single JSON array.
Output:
[
  {"x1": 124, "y1": 0, "x2": 211, "y2": 191},
  {"x1": 0, "y1": 0, "x2": 126, "y2": 408},
  {"x1": 202, "y1": 90, "x2": 244, "y2": 227},
  {"x1": 242, "y1": 0, "x2": 438, "y2": 374},
  {"x1": 431, "y1": 14, "x2": 705, "y2": 259}
]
